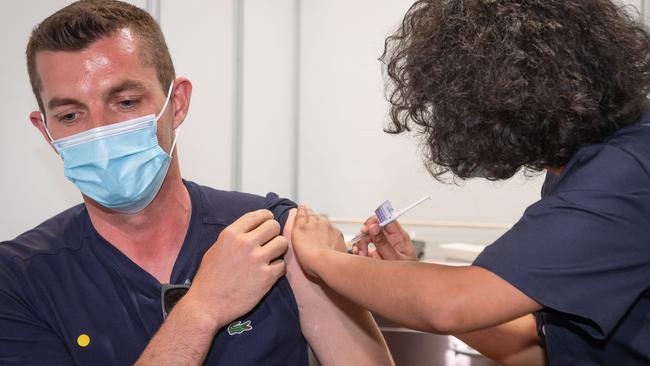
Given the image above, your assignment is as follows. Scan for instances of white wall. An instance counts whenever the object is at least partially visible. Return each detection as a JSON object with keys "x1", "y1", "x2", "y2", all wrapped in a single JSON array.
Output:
[
  {"x1": 240, "y1": 0, "x2": 297, "y2": 199},
  {"x1": 160, "y1": 0, "x2": 234, "y2": 190},
  {"x1": 2, "y1": 0, "x2": 647, "y2": 244}
]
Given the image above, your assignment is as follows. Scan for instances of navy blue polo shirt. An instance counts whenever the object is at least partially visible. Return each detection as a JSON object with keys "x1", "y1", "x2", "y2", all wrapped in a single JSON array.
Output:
[
  {"x1": 0, "y1": 181, "x2": 307, "y2": 365},
  {"x1": 474, "y1": 109, "x2": 650, "y2": 364}
]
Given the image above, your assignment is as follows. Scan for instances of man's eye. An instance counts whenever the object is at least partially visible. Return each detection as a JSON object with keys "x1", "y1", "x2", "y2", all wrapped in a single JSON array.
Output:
[
  {"x1": 119, "y1": 99, "x2": 138, "y2": 109},
  {"x1": 60, "y1": 113, "x2": 77, "y2": 123}
]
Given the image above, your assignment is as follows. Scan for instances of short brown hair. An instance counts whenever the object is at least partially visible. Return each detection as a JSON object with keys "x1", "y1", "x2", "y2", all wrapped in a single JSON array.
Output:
[{"x1": 26, "y1": 0, "x2": 175, "y2": 113}]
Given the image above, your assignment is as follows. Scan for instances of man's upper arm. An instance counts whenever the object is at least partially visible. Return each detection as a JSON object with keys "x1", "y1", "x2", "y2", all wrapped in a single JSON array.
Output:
[{"x1": 282, "y1": 209, "x2": 394, "y2": 365}]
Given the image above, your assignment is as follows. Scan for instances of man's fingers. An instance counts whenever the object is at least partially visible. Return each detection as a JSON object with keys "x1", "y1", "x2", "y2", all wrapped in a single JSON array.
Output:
[
  {"x1": 268, "y1": 258, "x2": 287, "y2": 279},
  {"x1": 247, "y1": 219, "x2": 281, "y2": 246},
  {"x1": 368, "y1": 224, "x2": 400, "y2": 260},
  {"x1": 231, "y1": 209, "x2": 274, "y2": 233},
  {"x1": 259, "y1": 236, "x2": 289, "y2": 261}
]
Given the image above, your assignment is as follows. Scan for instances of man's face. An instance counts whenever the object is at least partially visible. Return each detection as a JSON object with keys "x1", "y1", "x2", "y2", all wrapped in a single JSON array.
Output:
[{"x1": 33, "y1": 27, "x2": 173, "y2": 147}]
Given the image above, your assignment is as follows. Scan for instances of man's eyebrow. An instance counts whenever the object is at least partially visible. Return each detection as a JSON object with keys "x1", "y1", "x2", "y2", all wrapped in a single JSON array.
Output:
[
  {"x1": 46, "y1": 80, "x2": 149, "y2": 111},
  {"x1": 105, "y1": 80, "x2": 149, "y2": 98},
  {"x1": 47, "y1": 97, "x2": 86, "y2": 111}
]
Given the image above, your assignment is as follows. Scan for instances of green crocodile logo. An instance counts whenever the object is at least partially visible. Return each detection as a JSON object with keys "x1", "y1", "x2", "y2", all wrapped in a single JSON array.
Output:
[{"x1": 227, "y1": 320, "x2": 253, "y2": 335}]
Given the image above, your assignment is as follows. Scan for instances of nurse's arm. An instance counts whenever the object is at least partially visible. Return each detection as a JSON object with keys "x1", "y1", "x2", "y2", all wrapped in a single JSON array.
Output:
[
  {"x1": 307, "y1": 251, "x2": 546, "y2": 365},
  {"x1": 283, "y1": 208, "x2": 394, "y2": 366},
  {"x1": 292, "y1": 207, "x2": 545, "y2": 364},
  {"x1": 356, "y1": 218, "x2": 547, "y2": 365},
  {"x1": 457, "y1": 314, "x2": 547, "y2": 366},
  {"x1": 309, "y1": 252, "x2": 541, "y2": 332}
]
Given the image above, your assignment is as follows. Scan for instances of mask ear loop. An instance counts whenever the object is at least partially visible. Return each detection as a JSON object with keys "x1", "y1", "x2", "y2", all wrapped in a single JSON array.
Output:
[
  {"x1": 40, "y1": 112, "x2": 55, "y2": 143},
  {"x1": 156, "y1": 81, "x2": 175, "y2": 121},
  {"x1": 169, "y1": 126, "x2": 181, "y2": 157},
  {"x1": 156, "y1": 81, "x2": 180, "y2": 157}
]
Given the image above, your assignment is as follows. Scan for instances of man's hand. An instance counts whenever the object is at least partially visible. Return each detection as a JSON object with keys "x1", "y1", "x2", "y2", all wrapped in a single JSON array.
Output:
[
  {"x1": 181, "y1": 209, "x2": 288, "y2": 330},
  {"x1": 137, "y1": 209, "x2": 288, "y2": 365},
  {"x1": 352, "y1": 216, "x2": 417, "y2": 261},
  {"x1": 291, "y1": 205, "x2": 346, "y2": 278}
]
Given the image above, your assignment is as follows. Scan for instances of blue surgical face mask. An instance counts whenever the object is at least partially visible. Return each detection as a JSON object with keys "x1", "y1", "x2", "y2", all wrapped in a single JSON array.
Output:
[{"x1": 43, "y1": 82, "x2": 179, "y2": 214}]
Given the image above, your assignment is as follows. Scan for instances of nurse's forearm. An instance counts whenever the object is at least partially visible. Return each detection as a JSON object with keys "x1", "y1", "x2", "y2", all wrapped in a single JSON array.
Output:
[
  {"x1": 456, "y1": 314, "x2": 547, "y2": 366},
  {"x1": 311, "y1": 250, "x2": 540, "y2": 334},
  {"x1": 312, "y1": 252, "x2": 457, "y2": 333}
]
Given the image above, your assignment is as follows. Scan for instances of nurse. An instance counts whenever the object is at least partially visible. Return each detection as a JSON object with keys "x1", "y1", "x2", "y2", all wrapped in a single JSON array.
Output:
[{"x1": 291, "y1": 0, "x2": 650, "y2": 364}]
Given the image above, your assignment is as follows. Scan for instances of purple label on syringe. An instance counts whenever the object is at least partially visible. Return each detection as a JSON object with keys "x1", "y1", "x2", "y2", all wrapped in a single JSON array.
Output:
[{"x1": 374, "y1": 200, "x2": 394, "y2": 223}]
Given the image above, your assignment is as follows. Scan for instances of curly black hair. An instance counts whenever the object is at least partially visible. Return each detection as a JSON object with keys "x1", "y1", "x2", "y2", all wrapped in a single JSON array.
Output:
[{"x1": 381, "y1": 0, "x2": 650, "y2": 180}]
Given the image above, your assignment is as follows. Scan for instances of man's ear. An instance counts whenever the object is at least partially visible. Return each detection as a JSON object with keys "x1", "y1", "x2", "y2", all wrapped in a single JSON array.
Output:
[
  {"x1": 29, "y1": 111, "x2": 57, "y2": 153},
  {"x1": 170, "y1": 77, "x2": 193, "y2": 130}
]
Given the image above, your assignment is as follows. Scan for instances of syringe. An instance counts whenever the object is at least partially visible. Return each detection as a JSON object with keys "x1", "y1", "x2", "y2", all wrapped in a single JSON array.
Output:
[{"x1": 347, "y1": 195, "x2": 431, "y2": 246}]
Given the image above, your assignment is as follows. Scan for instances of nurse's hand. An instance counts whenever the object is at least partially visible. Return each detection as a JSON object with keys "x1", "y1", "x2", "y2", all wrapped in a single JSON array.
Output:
[
  {"x1": 291, "y1": 205, "x2": 346, "y2": 277},
  {"x1": 353, "y1": 216, "x2": 417, "y2": 261}
]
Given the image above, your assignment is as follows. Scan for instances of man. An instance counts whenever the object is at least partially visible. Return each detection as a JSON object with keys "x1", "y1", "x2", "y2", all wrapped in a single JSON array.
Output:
[
  {"x1": 0, "y1": 1, "x2": 393, "y2": 365},
  {"x1": 291, "y1": 0, "x2": 650, "y2": 365}
]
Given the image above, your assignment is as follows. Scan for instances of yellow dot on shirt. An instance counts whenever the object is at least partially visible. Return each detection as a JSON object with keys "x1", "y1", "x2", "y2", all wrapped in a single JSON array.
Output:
[{"x1": 77, "y1": 334, "x2": 90, "y2": 347}]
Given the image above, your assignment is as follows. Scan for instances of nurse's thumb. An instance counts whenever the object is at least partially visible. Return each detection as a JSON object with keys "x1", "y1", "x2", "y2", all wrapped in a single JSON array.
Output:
[{"x1": 369, "y1": 224, "x2": 399, "y2": 260}]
